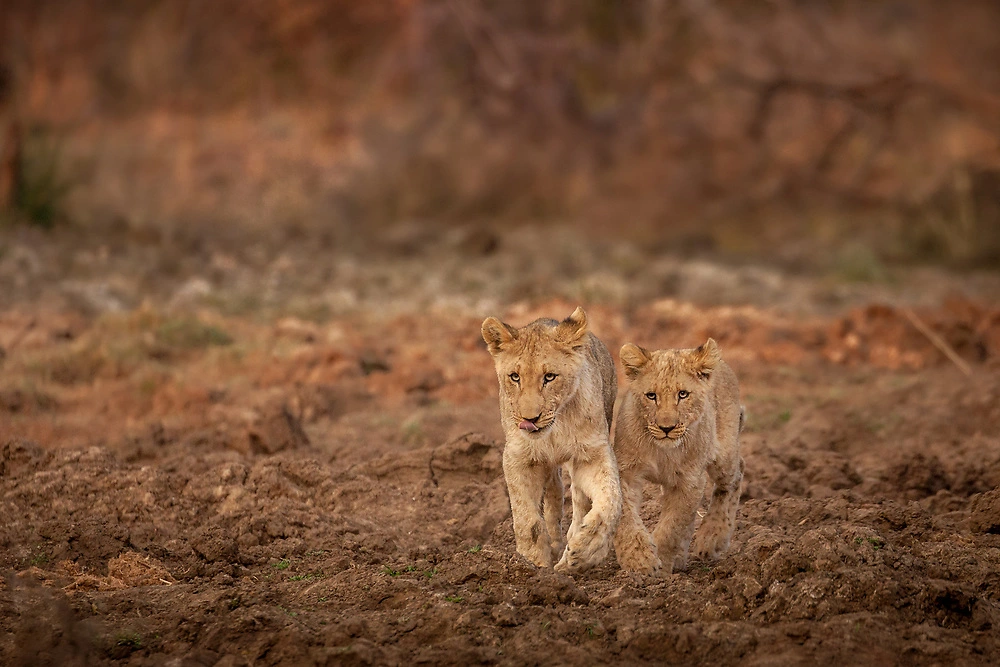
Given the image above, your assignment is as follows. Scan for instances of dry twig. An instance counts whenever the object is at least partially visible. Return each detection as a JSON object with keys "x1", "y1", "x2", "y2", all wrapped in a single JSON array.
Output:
[{"x1": 901, "y1": 307, "x2": 972, "y2": 377}]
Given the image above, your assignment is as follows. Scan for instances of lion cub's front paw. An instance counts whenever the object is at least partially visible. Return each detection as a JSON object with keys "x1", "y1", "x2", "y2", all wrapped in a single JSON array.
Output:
[
  {"x1": 553, "y1": 549, "x2": 575, "y2": 574},
  {"x1": 555, "y1": 538, "x2": 612, "y2": 574},
  {"x1": 615, "y1": 530, "x2": 662, "y2": 575},
  {"x1": 617, "y1": 549, "x2": 662, "y2": 575},
  {"x1": 692, "y1": 531, "x2": 730, "y2": 562},
  {"x1": 518, "y1": 543, "x2": 554, "y2": 569},
  {"x1": 554, "y1": 544, "x2": 592, "y2": 574}
]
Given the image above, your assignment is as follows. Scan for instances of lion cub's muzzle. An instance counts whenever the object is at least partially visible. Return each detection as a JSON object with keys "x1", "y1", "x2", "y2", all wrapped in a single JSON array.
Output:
[
  {"x1": 648, "y1": 422, "x2": 686, "y2": 441},
  {"x1": 518, "y1": 412, "x2": 555, "y2": 433}
]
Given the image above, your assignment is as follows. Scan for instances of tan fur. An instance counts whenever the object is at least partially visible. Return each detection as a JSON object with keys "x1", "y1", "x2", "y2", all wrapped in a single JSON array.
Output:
[
  {"x1": 482, "y1": 307, "x2": 621, "y2": 573},
  {"x1": 613, "y1": 338, "x2": 744, "y2": 575}
]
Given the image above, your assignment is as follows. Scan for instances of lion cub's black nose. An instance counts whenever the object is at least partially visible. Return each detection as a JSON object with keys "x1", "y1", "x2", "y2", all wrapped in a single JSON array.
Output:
[
  {"x1": 524, "y1": 415, "x2": 541, "y2": 423},
  {"x1": 659, "y1": 424, "x2": 675, "y2": 435}
]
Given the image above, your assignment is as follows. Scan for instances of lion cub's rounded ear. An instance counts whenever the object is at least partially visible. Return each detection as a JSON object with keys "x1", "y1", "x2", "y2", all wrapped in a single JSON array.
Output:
[
  {"x1": 691, "y1": 337, "x2": 721, "y2": 378},
  {"x1": 555, "y1": 306, "x2": 589, "y2": 348},
  {"x1": 620, "y1": 343, "x2": 652, "y2": 379},
  {"x1": 482, "y1": 317, "x2": 518, "y2": 355}
]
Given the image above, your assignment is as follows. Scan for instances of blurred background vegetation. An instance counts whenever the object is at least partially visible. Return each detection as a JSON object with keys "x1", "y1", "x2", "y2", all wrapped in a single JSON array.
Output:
[{"x1": 1, "y1": 0, "x2": 999, "y2": 267}]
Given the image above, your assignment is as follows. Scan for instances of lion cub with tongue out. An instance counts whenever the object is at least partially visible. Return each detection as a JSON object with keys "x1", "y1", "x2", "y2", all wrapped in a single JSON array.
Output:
[{"x1": 482, "y1": 307, "x2": 622, "y2": 574}]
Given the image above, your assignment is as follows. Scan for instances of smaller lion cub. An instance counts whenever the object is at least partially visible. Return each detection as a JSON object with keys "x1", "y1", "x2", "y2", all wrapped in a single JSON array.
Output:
[
  {"x1": 613, "y1": 338, "x2": 744, "y2": 575},
  {"x1": 482, "y1": 307, "x2": 622, "y2": 574}
]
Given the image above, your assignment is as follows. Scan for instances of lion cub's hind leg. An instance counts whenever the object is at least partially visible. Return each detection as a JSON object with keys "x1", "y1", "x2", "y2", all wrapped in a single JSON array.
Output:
[
  {"x1": 692, "y1": 456, "x2": 744, "y2": 561},
  {"x1": 543, "y1": 467, "x2": 566, "y2": 556}
]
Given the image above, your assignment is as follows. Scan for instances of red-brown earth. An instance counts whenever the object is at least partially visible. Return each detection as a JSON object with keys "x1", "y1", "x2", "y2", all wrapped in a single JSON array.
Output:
[{"x1": 1, "y1": 226, "x2": 999, "y2": 665}]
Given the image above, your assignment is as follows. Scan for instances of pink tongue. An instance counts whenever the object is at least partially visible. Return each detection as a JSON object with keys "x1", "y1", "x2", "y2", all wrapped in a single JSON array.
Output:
[{"x1": 519, "y1": 420, "x2": 539, "y2": 432}]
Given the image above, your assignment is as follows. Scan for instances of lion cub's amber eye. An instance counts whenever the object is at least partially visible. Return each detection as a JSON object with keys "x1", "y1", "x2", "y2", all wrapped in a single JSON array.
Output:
[
  {"x1": 543, "y1": 373, "x2": 557, "y2": 383},
  {"x1": 509, "y1": 372, "x2": 520, "y2": 383},
  {"x1": 678, "y1": 390, "x2": 689, "y2": 399},
  {"x1": 645, "y1": 392, "x2": 657, "y2": 401}
]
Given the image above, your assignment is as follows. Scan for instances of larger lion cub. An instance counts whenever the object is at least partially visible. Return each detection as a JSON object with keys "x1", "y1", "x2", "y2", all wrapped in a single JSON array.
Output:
[
  {"x1": 482, "y1": 307, "x2": 622, "y2": 574},
  {"x1": 613, "y1": 338, "x2": 744, "y2": 575}
]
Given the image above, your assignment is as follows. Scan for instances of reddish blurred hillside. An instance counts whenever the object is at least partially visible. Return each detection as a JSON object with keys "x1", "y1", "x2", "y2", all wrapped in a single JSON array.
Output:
[{"x1": 1, "y1": 0, "x2": 999, "y2": 263}]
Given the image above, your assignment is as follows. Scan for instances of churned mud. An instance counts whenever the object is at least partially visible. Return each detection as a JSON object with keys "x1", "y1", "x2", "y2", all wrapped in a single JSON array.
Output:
[{"x1": 1, "y1": 230, "x2": 999, "y2": 665}]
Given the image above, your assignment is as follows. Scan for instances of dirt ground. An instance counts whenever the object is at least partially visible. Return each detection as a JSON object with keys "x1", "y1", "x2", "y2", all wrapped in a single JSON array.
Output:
[{"x1": 1, "y1": 225, "x2": 1000, "y2": 666}]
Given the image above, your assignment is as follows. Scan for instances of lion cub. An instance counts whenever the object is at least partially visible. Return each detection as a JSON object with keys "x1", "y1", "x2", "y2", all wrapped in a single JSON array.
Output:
[
  {"x1": 482, "y1": 307, "x2": 622, "y2": 574},
  {"x1": 612, "y1": 338, "x2": 744, "y2": 575}
]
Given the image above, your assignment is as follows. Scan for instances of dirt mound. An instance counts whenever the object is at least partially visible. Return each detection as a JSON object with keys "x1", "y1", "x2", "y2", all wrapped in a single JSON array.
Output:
[
  {"x1": 970, "y1": 489, "x2": 1000, "y2": 535},
  {"x1": 824, "y1": 299, "x2": 999, "y2": 370}
]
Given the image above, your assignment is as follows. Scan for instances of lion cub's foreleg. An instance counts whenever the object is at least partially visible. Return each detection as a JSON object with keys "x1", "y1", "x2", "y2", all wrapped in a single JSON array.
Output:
[
  {"x1": 613, "y1": 470, "x2": 661, "y2": 575},
  {"x1": 503, "y1": 446, "x2": 558, "y2": 567},
  {"x1": 554, "y1": 446, "x2": 622, "y2": 574},
  {"x1": 652, "y1": 473, "x2": 706, "y2": 573},
  {"x1": 543, "y1": 467, "x2": 566, "y2": 557},
  {"x1": 566, "y1": 471, "x2": 592, "y2": 544},
  {"x1": 692, "y1": 456, "x2": 744, "y2": 561}
]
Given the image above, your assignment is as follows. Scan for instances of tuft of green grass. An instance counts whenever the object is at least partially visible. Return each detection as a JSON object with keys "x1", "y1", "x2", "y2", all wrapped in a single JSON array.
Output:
[
  {"x1": 273, "y1": 558, "x2": 291, "y2": 570},
  {"x1": 28, "y1": 547, "x2": 49, "y2": 567},
  {"x1": 383, "y1": 564, "x2": 419, "y2": 577},
  {"x1": 444, "y1": 595, "x2": 464, "y2": 603},
  {"x1": 854, "y1": 536, "x2": 885, "y2": 550},
  {"x1": 156, "y1": 318, "x2": 232, "y2": 349},
  {"x1": 833, "y1": 243, "x2": 887, "y2": 283},
  {"x1": 400, "y1": 415, "x2": 425, "y2": 445},
  {"x1": 11, "y1": 128, "x2": 74, "y2": 229},
  {"x1": 423, "y1": 568, "x2": 438, "y2": 579},
  {"x1": 114, "y1": 632, "x2": 143, "y2": 650},
  {"x1": 467, "y1": 545, "x2": 482, "y2": 554}
]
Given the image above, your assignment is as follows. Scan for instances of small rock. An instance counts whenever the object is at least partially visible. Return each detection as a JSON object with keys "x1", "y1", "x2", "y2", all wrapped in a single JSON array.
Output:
[
  {"x1": 247, "y1": 401, "x2": 310, "y2": 455},
  {"x1": 599, "y1": 586, "x2": 630, "y2": 607},
  {"x1": 970, "y1": 488, "x2": 1000, "y2": 535},
  {"x1": 616, "y1": 623, "x2": 635, "y2": 647},
  {"x1": 455, "y1": 609, "x2": 483, "y2": 630},
  {"x1": 344, "y1": 617, "x2": 368, "y2": 637},
  {"x1": 491, "y1": 602, "x2": 521, "y2": 627}
]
